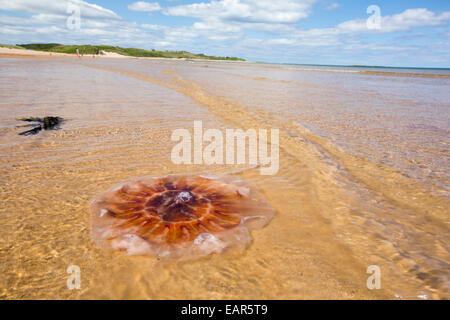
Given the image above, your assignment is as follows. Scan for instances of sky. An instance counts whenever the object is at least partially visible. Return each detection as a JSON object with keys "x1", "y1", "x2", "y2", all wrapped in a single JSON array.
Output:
[{"x1": 0, "y1": 0, "x2": 449, "y2": 67}]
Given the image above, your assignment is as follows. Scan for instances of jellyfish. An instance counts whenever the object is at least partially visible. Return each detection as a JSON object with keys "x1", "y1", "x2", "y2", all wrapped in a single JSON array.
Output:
[{"x1": 90, "y1": 174, "x2": 275, "y2": 260}]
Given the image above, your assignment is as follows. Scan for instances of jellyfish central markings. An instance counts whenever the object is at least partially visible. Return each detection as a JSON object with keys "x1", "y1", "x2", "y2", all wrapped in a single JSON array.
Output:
[
  {"x1": 177, "y1": 191, "x2": 193, "y2": 202},
  {"x1": 147, "y1": 190, "x2": 204, "y2": 222}
]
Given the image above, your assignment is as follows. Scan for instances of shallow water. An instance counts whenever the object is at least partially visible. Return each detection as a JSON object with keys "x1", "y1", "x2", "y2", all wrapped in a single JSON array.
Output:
[{"x1": 0, "y1": 57, "x2": 448, "y2": 299}]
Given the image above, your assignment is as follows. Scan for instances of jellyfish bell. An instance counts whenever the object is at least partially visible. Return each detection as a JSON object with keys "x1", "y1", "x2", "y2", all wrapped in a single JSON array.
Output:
[{"x1": 90, "y1": 174, "x2": 276, "y2": 260}]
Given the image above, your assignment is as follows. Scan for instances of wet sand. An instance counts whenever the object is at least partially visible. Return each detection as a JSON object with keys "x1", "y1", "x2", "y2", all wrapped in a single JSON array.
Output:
[{"x1": 0, "y1": 55, "x2": 448, "y2": 299}]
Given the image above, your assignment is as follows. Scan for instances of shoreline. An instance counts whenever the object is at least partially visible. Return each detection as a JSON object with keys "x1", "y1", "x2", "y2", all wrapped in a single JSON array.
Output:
[{"x1": 2, "y1": 48, "x2": 446, "y2": 78}]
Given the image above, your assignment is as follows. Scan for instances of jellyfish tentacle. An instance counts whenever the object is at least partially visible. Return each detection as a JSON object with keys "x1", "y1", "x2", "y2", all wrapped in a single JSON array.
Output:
[
  {"x1": 136, "y1": 218, "x2": 161, "y2": 238},
  {"x1": 116, "y1": 185, "x2": 150, "y2": 198},
  {"x1": 109, "y1": 210, "x2": 143, "y2": 220},
  {"x1": 182, "y1": 221, "x2": 202, "y2": 238},
  {"x1": 113, "y1": 213, "x2": 147, "y2": 230},
  {"x1": 109, "y1": 202, "x2": 144, "y2": 213},
  {"x1": 167, "y1": 223, "x2": 183, "y2": 243},
  {"x1": 177, "y1": 225, "x2": 193, "y2": 242},
  {"x1": 145, "y1": 222, "x2": 170, "y2": 243},
  {"x1": 210, "y1": 211, "x2": 242, "y2": 228},
  {"x1": 200, "y1": 216, "x2": 225, "y2": 232}
]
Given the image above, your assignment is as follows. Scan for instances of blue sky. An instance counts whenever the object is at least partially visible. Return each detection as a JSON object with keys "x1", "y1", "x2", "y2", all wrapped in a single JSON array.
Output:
[{"x1": 0, "y1": 0, "x2": 449, "y2": 67}]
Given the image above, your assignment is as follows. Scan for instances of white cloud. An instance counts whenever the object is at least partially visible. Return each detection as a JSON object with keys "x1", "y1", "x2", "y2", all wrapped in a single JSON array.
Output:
[
  {"x1": 267, "y1": 38, "x2": 296, "y2": 45},
  {"x1": 128, "y1": 2, "x2": 161, "y2": 12},
  {"x1": 337, "y1": 8, "x2": 450, "y2": 33},
  {"x1": 165, "y1": 0, "x2": 316, "y2": 24},
  {"x1": 0, "y1": 0, "x2": 121, "y2": 20},
  {"x1": 243, "y1": 7, "x2": 450, "y2": 56},
  {"x1": 381, "y1": 8, "x2": 450, "y2": 31},
  {"x1": 325, "y1": 3, "x2": 340, "y2": 11},
  {"x1": 141, "y1": 24, "x2": 166, "y2": 31},
  {"x1": 193, "y1": 20, "x2": 241, "y2": 33},
  {"x1": 163, "y1": 0, "x2": 316, "y2": 37},
  {"x1": 0, "y1": 1, "x2": 157, "y2": 47},
  {"x1": 278, "y1": 8, "x2": 450, "y2": 46}
]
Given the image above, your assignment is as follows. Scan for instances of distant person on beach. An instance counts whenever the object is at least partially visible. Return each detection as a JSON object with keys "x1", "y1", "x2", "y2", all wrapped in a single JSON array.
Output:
[{"x1": 76, "y1": 48, "x2": 80, "y2": 58}]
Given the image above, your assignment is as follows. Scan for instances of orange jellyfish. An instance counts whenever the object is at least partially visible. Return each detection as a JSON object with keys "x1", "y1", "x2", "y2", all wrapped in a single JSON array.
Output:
[{"x1": 90, "y1": 175, "x2": 276, "y2": 260}]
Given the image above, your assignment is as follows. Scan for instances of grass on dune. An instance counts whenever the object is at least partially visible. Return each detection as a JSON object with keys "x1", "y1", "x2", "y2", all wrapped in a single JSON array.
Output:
[
  {"x1": 13, "y1": 43, "x2": 245, "y2": 61},
  {"x1": 0, "y1": 44, "x2": 26, "y2": 49}
]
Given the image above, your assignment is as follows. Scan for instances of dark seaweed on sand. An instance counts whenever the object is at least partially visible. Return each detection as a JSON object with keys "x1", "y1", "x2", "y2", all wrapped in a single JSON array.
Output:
[{"x1": 17, "y1": 116, "x2": 63, "y2": 135}]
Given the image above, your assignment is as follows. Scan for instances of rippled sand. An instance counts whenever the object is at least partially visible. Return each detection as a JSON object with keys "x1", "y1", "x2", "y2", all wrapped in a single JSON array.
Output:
[{"x1": 0, "y1": 57, "x2": 448, "y2": 299}]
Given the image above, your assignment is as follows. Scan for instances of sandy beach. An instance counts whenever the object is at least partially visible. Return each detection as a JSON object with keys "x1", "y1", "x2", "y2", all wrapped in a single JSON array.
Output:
[{"x1": 0, "y1": 53, "x2": 449, "y2": 300}]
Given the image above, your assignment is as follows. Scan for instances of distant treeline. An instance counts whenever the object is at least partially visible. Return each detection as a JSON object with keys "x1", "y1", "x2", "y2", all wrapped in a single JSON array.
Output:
[{"x1": 13, "y1": 43, "x2": 245, "y2": 61}]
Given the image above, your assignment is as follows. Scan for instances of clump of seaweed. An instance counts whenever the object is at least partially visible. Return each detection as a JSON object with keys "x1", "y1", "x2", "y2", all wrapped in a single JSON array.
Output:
[{"x1": 16, "y1": 116, "x2": 63, "y2": 135}]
